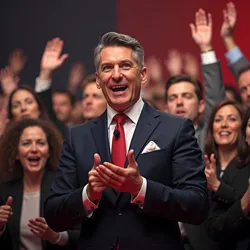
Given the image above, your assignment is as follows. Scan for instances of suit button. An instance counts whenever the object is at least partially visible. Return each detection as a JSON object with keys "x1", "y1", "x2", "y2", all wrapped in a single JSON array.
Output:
[
  {"x1": 118, "y1": 210, "x2": 122, "y2": 216},
  {"x1": 110, "y1": 243, "x2": 115, "y2": 250}
]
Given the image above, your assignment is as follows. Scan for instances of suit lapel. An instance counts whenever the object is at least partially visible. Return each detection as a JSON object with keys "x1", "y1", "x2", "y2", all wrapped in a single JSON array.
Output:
[
  {"x1": 91, "y1": 111, "x2": 111, "y2": 163},
  {"x1": 127, "y1": 102, "x2": 161, "y2": 164},
  {"x1": 91, "y1": 112, "x2": 118, "y2": 204}
]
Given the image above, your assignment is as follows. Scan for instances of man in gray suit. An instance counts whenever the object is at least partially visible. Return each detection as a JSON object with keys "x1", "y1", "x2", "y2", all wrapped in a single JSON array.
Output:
[{"x1": 165, "y1": 8, "x2": 225, "y2": 152}]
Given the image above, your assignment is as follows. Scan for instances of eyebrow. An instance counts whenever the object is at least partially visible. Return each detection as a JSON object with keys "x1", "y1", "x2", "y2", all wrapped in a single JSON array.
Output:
[
  {"x1": 169, "y1": 92, "x2": 193, "y2": 96},
  {"x1": 101, "y1": 59, "x2": 133, "y2": 65},
  {"x1": 215, "y1": 114, "x2": 239, "y2": 118}
]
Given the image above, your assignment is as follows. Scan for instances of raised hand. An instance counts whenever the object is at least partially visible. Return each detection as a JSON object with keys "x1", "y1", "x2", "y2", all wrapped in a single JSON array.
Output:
[
  {"x1": 0, "y1": 66, "x2": 19, "y2": 96},
  {"x1": 183, "y1": 53, "x2": 199, "y2": 79},
  {"x1": 190, "y1": 9, "x2": 213, "y2": 52},
  {"x1": 68, "y1": 61, "x2": 85, "y2": 94},
  {"x1": 221, "y1": 2, "x2": 237, "y2": 38},
  {"x1": 96, "y1": 149, "x2": 143, "y2": 195},
  {"x1": 86, "y1": 153, "x2": 106, "y2": 202},
  {"x1": 40, "y1": 37, "x2": 69, "y2": 80},
  {"x1": 164, "y1": 49, "x2": 182, "y2": 76},
  {"x1": 8, "y1": 48, "x2": 27, "y2": 76},
  {"x1": 28, "y1": 217, "x2": 59, "y2": 242},
  {"x1": 145, "y1": 56, "x2": 163, "y2": 83},
  {"x1": 204, "y1": 154, "x2": 220, "y2": 192},
  {"x1": 0, "y1": 196, "x2": 13, "y2": 229}
]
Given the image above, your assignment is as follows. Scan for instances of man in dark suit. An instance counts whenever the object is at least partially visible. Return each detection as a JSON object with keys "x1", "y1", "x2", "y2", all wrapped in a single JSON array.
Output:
[{"x1": 44, "y1": 32, "x2": 209, "y2": 250}]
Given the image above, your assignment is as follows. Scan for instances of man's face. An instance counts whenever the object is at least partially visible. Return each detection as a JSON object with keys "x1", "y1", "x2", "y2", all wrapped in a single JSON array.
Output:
[
  {"x1": 52, "y1": 93, "x2": 73, "y2": 123},
  {"x1": 96, "y1": 46, "x2": 147, "y2": 112},
  {"x1": 239, "y1": 70, "x2": 250, "y2": 107},
  {"x1": 82, "y1": 82, "x2": 107, "y2": 120},
  {"x1": 166, "y1": 82, "x2": 204, "y2": 126}
]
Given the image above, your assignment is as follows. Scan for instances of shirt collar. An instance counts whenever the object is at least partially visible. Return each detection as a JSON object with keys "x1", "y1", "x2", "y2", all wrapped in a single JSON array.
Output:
[{"x1": 107, "y1": 98, "x2": 144, "y2": 128}]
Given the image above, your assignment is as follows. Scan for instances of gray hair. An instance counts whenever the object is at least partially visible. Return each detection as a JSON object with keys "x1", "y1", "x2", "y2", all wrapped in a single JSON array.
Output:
[{"x1": 94, "y1": 32, "x2": 144, "y2": 71}]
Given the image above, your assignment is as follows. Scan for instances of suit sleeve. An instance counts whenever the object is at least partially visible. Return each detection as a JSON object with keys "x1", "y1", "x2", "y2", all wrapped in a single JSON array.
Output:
[
  {"x1": 225, "y1": 46, "x2": 249, "y2": 80},
  {"x1": 143, "y1": 118, "x2": 209, "y2": 224},
  {"x1": 44, "y1": 128, "x2": 88, "y2": 232},
  {"x1": 207, "y1": 167, "x2": 250, "y2": 242},
  {"x1": 202, "y1": 61, "x2": 225, "y2": 126},
  {"x1": 207, "y1": 198, "x2": 249, "y2": 242}
]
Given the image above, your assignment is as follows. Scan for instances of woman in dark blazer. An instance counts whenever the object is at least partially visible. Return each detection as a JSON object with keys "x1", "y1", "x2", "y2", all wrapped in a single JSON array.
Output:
[
  {"x1": 0, "y1": 119, "x2": 78, "y2": 250},
  {"x1": 207, "y1": 107, "x2": 250, "y2": 250}
]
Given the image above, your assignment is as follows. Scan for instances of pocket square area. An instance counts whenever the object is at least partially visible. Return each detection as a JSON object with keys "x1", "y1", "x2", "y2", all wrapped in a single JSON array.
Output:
[{"x1": 142, "y1": 141, "x2": 161, "y2": 154}]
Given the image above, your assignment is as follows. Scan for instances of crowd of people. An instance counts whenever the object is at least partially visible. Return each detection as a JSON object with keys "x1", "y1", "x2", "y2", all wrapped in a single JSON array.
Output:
[{"x1": 1, "y1": 2, "x2": 250, "y2": 250}]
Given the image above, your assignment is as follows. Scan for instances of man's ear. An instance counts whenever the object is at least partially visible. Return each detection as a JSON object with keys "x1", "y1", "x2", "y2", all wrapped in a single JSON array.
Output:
[
  {"x1": 141, "y1": 67, "x2": 147, "y2": 86},
  {"x1": 95, "y1": 72, "x2": 101, "y2": 89},
  {"x1": 198, "y1": 99, "x2": 205, "y2": 114}
]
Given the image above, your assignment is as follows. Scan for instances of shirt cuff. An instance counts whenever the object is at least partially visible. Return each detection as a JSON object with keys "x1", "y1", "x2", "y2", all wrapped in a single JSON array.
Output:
[
  {"x1": 131, "y1": 177, "x2": 147, "y2": 208},
  {"x1": 35, "y1": 77, "x2": 52, "y2": 93},
  {"x1": 51, "y1": 231, "x2": 69, "y2": 245},
  {"x1": 82, "y1": 185, "x2": 99, "y2": 218},
  {"x1": 225, "y1": 46, "x2": 243, "y2": 64},
  {"x1": 0, "y1": 224, "x2": 6, "y2": 236},
  {"x1": 201, "y1": 51, "x2": 217, "y2": 65}
]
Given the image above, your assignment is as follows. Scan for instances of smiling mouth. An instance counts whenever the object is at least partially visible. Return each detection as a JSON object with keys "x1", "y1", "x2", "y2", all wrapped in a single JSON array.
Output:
[
  {"x1": 28, "y1": 157, "x2": 41, "y2": 166},
  {"x1": 111, "y1": 86, "x2": 128, "y2": 92}
]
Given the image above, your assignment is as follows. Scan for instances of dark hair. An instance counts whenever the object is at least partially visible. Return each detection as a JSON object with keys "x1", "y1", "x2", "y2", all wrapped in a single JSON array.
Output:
[
  {"x1": 205, "y1": 100, "x2": 245, "y2": 166},
  {"x1": 165, "y1": 75, "x2": 203, "y2": 101},
  {"x1": 53, "y1": 89, "x2": 75, "y2": 106},
  {"x1": 7, "y1": 85, "x2": 49, "y2": 120},
  {"x1": 94, "y1": 32, "x2": 144, "y2": 71},
  {"x1": 238, "y1": 107, "x2": 250, "y2": 166},
  {"x1": 0, "y1": 119, "x2": 62, "y2": 181},
  {"x1": 237, "y1": 64, "x2": 250, "y2": 80},
  {"x1": 225, "y1": 85, "x2": 242, "y2": 104}
]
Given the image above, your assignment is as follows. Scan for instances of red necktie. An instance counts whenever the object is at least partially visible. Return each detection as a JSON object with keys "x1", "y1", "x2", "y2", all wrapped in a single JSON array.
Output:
[{"x1": 111, "y1": 114, "x2": 127, "y2": 168}]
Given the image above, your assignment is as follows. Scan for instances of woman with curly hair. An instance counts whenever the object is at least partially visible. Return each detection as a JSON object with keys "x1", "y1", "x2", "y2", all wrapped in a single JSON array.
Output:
[{"x1": 0, "y1": 119, "x2": 78, "y2": 250}]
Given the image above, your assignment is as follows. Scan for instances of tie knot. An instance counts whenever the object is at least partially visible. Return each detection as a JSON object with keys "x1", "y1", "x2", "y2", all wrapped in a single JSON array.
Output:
[{"x1": 113, "y1": 113, "x2": 127, "y2": 124}]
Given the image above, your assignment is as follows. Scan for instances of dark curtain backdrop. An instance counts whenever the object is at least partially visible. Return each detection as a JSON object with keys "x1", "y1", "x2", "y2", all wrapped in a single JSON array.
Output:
[{"x1": 1, "y1": 0, "x2": 116, "y2": 89}]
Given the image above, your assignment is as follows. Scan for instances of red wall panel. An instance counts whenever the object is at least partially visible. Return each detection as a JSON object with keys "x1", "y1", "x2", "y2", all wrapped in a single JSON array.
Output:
[{"x1": 117, "y1": 0, "x2": 250, "y2": 89}]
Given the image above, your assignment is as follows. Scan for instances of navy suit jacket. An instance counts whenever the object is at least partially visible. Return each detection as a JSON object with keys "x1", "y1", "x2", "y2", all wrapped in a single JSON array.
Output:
[{"x1": 44, "y1": 102, "x2": 209, "y2": 250}]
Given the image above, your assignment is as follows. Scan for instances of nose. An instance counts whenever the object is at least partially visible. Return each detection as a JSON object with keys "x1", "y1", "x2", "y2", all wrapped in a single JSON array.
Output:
[
  {"x1": 176, "y1": 96, "x2": 183, "y2": 106},
  {"x1": 85, "y1": 96, "x2": 93, "y2": 106},
  {"x1": 112, "y1": 65, "x2": 122, "y2": 82},
  {"x1": 221, "y1": 119, "x2": 228, "y2": 128},
  {"x1": 30, "y1": 143, "x2": 38, "y2": 152},
  {"x1": 20, "y1": 103, "x2": 27, "y2": 112}
]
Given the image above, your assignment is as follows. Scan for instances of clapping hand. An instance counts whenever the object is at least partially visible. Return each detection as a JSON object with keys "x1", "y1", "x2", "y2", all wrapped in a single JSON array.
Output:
[
  {"x1": 96, "y1": 149, "x2": 143, "y2": 195},
  {"x1": 28, "y1": 217, "x2": 59, "y2": 243},
  {"x1": 204, "y1": 154, "x2": 220, "y2": 192}
]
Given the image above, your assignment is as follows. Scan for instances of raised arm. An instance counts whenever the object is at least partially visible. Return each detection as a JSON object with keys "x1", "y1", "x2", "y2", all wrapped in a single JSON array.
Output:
[
  {"x1": 221, "y1": 2, "x2": 249, "y2": 78},
  {"x1": 190, "y1": 9, "x2": 225, "y2": 126}
]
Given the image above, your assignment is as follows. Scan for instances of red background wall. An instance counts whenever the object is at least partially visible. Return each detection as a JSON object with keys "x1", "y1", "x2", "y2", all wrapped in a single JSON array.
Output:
[{"x1": 117, "y1": 0, "x2": 250, "y2": 89}]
